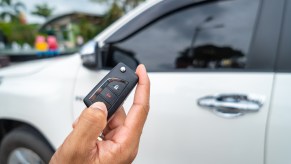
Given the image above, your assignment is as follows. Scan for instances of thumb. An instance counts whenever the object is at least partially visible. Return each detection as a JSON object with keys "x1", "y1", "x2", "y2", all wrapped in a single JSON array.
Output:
[{"x1": 73, "y1": 102, "x2": 108, "y2": 144}]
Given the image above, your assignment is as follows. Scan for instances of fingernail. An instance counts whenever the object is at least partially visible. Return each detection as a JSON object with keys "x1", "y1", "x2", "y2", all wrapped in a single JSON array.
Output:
[
  {"x1": 137, "y1": 64, "x2": 146, "y2": 73},
  {"x1": 140, "y1": 64, "x2": 146, "y2": 70},
  {"x1": 90, "y1": 102, "x2": 107, "y2": 112}
]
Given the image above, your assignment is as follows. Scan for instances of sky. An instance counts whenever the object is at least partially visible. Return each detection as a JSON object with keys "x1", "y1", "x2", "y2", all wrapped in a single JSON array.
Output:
[{"x1": 23, "y1": 0, "x2": 108, "y2": 23}]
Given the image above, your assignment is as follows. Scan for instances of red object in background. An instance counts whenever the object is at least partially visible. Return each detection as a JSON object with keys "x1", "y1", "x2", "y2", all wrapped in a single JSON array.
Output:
[{"x1": 47, "y1": 36, "x2": 58, "y2": 50}]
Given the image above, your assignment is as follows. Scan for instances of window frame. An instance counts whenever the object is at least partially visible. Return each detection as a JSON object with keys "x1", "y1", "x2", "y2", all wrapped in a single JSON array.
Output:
[
  {"x1": 247, "y1": 0, "x2": 286, "y2": 72},
  {"x1": 102, "y1": 0, "x2": 283, "y2": 72},
  {"x1": 275, "y1": 0, "x2": 291, "y2": 73}
]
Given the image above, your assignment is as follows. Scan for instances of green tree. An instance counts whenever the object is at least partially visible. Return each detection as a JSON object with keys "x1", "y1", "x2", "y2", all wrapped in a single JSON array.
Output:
[
  {"x1": 0, "y1": 0, "x2": 26, "y2": 22},
  {"x1": 31, "y1": 3, "x2": 54, "y2": 20},
  {"x1": 102, "y1": 2, "x2": 123, "y2": 26},
  {"x1": 92, "y1": 0, "x2": 145, "y2": 13},
  {"x1": 0, "y1": 22, "x2": 38, "y2": 45},
  {"x1": 91, "y1": 0, "x2": 144, "y2": 29}
]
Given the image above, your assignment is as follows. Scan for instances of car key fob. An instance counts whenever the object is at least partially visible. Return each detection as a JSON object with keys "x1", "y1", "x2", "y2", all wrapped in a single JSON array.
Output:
[{"x1": 83, "y1": 63, "x2": 138, "y2": 120}]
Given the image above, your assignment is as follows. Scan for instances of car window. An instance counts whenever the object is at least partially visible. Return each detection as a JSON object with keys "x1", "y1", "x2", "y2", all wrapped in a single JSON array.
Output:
[{"x1": 105, "y1": 0, "x2": 260, "y2": 71}]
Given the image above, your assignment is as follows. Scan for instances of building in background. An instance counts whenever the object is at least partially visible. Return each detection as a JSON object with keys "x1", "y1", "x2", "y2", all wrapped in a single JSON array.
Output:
[{"x1": 39, "y1": 11, "x2": 103, "y2": 51}]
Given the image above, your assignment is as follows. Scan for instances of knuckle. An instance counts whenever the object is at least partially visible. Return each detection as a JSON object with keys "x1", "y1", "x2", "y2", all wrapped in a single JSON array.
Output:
[{"x1": 133, "y1": 103, "x2": 150, "y2": 114}]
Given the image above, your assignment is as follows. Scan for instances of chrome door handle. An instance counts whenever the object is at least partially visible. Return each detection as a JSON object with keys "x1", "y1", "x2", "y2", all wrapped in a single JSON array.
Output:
[{"x1": 197, "y1": 94, "x2": 265, "y2": 118}]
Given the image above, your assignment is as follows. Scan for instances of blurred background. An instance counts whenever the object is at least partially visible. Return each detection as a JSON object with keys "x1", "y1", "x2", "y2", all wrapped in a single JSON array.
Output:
[
  {"x1": 0, "y1": 0, "x2": 290, "y2": 163},
  {"x1": 0, "y1": 0, "x2": 144, "y2": 68}
]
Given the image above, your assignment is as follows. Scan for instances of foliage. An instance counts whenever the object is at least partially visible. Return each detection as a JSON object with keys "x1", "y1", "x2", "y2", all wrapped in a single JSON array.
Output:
[
  {"x1": 0, "y1": 22, "x2": 38, "y2": 46},
  {"x1": 71, "y1": 18, "x2": 103, "y2": 43},
  {"x1": 91, "y1": 0, "x2": 145, "y2": 13},
  {"x1": 102, "y1": 2, "x2": 123, "y2": 26},
  {"x1": 91, "y1": 0, "x2": 145, "y2": 27},
  {"x1": 31, "y1": 3, "x2": 54, "y2": 20},
  {"x1": 0, "y1": 0, "x2": 146, "y2": 48},
  {"x1": 0, "y1": 0, "x2": 26, "y2": 22}
]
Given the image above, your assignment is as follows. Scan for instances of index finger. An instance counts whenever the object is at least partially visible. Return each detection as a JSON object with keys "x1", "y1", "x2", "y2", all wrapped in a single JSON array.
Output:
[{"x1": 125, "y1": 64, "x2": 150, "y2": 134}]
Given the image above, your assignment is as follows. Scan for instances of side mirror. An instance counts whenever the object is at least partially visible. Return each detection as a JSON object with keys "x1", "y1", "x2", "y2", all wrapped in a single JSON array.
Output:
[
  {"x1": 110, "y1": 45, "x2": 139, "y2": 70},
  {"x1": 79, "y1": 39, "x2": 98, "y2": 68}
]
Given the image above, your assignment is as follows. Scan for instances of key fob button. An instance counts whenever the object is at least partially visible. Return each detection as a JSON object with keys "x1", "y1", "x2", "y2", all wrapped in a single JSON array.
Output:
[
  {"x1": 108, "y1": 81, "x2": 127, "y2": 96},
  {"x1": 100, "y1": 88, "x2": 117, "y2": 105},
  {"x1": 89, "y1": 95, "x2": 111, "y2": 110},
  {"x1": 89, "y1": 88, "x2": 103, "y2": 102},
  {"x1": 94, "y1": 95, "x2": 111, "y2": 110}
]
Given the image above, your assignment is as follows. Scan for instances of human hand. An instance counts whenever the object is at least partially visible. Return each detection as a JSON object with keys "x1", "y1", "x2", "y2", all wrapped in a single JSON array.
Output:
[{"x1": 50, "y1": 64, "x2": 150, "y2": 164}]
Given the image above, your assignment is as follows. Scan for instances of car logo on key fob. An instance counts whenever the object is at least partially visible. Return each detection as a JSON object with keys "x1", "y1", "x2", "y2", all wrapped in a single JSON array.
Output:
[{"x1": 113, "y1": 85, "x2": 119, "y2": 90}]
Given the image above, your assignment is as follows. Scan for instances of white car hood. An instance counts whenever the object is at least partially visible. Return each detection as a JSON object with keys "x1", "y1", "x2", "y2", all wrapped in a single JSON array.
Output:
[{"x1": 0, "y1": 59, "x2": 53, "y2": 77}]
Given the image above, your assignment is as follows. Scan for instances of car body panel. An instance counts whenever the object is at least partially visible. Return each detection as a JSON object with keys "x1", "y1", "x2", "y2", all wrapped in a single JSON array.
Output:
[
  {"x1": 265, "y1": 1, "x2": 291, "y2": 162},
  {"x1": 0, "y1": 55, "x2": 81, "y2": 148},
  {"x1": 0, "y1": 59, "x2": 52, "y2": 77},
  {"x1": 266, "y1": 74, "x2": 291, "y2": 164}
]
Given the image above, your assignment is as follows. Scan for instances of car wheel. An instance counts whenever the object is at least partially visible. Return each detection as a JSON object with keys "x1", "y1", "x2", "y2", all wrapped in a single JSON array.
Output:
[{"x1": 0, "y1": 126, "x2": 54, "y2": 164}]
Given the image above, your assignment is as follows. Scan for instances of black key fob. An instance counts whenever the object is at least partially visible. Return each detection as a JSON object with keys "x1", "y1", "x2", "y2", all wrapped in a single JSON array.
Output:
[{"x1": 83, "y1": 63, "x2": 138, "y2": 120}]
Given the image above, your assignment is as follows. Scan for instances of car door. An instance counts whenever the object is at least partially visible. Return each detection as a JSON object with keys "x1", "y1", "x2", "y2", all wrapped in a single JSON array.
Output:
[
  {"x1": 266, "y1": 0, "x2": 291, "y2": 163},
  {"x1": 73, "y1": 0, "x2": 283, "y2": 164}
]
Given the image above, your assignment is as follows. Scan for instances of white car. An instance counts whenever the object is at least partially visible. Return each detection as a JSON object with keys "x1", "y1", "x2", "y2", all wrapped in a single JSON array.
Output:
[{"x1": 1, "y1": 0, "x2": 291, "y2": 163}]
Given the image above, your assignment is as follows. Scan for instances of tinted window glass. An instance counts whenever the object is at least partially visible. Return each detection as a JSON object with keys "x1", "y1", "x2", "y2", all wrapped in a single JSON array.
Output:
[
  {"x1": 106, "y1": 0, "x2": 260, "y2": 71},
  {"x1": 276, "y1": 0, "x2": 291, "y2": 72}
]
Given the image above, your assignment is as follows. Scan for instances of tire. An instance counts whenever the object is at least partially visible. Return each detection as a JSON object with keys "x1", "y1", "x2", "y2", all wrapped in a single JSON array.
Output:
[{"x1": 0, "y1": 126, "x2": 54, "y2": 164}]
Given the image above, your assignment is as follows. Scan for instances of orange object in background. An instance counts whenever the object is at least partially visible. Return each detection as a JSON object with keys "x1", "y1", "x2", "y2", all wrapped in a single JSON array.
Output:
[
  {"x1": 19, "y1": 12, "x2": 27, "y2": 24},
  {"x1": 35, "y1": 35, "x2": 48, "y2": 52}
]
